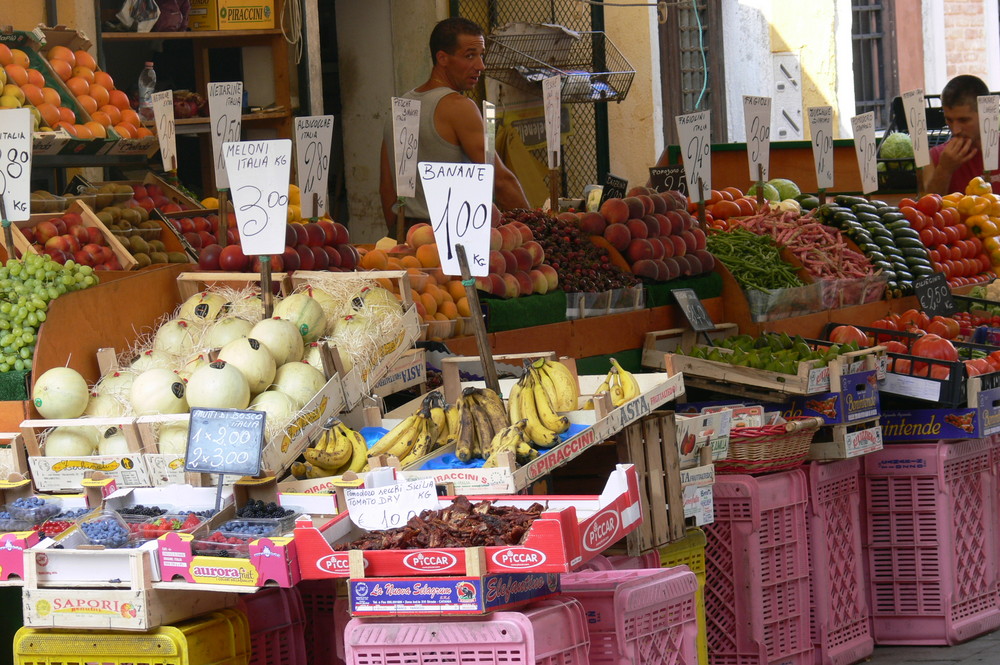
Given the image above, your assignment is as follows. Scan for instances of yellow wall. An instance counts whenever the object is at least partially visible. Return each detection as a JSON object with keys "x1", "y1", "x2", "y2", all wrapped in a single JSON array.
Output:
[{"x1": 7, "y1": 1, "x2": 96, "y2": 37}]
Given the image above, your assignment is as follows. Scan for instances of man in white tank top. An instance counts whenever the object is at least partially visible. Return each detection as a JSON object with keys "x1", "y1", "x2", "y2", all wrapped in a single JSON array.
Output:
[{"x1": 379, "y1": 17, "x2": 529, "y2": 235}]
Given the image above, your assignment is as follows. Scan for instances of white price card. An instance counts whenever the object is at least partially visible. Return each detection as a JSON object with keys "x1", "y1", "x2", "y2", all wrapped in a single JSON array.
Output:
[
  {"x1": 675, "y1": 110, "x2": 712, "y2": 199},
  {"x1": 222, "y1": 139, "x2": 292, "y2": 256},
  {"x1": 208, "y1": 81, "x2": 243, "y2": 189},
  {"x1": 391, "y1": 97, "x2": 421, "y2": 199},
  {"x1": 742, "y1": 95, "x2": 771, "y2": 181},
  {"x1": 294, "y1": 115, "x2": 334, "y2": 219},
  {"x1": 345, "y1": 478, "x2": 438, "y2": 531},
  {"x1": 0, "y1": 108, "x2": 32, "y2": 222},
  {"x1": 851, "y1": 112, "x2": 878, "y2": 194},
  {"x1": 151, "y1": 91, "x2": 177, "y2": 173},
  {"x1": 902, "y1": 88, "x2": 930, "y2": 168},
  {"x1": 483, "y1": 100, "x2": 496, "y2": 167},
  {"x1": 978, "y1": 95, "x2": 1000, "y2": 172},
  {"x1": 419, "y1": 161, "x2": 494, "y2": 277},
  {"x1": 543, "y1": 75, "x2": 561, "y2": 169},
  {"x1": 807, "y1": 106, "x2": 834, "y2": 189}
]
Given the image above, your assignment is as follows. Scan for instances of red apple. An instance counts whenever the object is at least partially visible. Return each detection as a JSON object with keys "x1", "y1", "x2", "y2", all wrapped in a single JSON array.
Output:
[
  {"x1": 198, "y1": 244, "x2": 223, "y2": 270},
  {"x1": 323, "y1": 246, "x2": 342, "y2": 268},
  {"x1": 296, "y1": 245, "x2": 315, "y2": 271},
  {"x1": 281, "y1": 247, "x2": 301, "y2": 273},
  {"x1": 317, "y1": 220, "x2": 337, "y2": 245},
  {"x1": 311, "y1": 246, "x2": 330, "y2": 270},
  {"x1": 35, "y1": 221, "x2": 59, "y2": 244},
  {"x1": 332, "y1": 222, "x2": 350, "y2": 245},
  {"x1": 219, "y1": 244, "x2": 249, "y2": 271},
  {"x1": 336, "y1": 244, "x2": 358, "y2": 270}
]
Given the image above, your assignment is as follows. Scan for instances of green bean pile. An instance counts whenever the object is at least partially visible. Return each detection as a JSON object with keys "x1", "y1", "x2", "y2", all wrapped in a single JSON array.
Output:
[{"x1": 705, "y1": 229, "x2": 804, "y2": 291}]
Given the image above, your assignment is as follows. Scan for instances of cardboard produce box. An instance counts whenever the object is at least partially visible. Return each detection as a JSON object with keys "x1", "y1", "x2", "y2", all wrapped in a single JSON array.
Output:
[{"x1": 189, "y1": 0, "x2": 276, "y2": 30}]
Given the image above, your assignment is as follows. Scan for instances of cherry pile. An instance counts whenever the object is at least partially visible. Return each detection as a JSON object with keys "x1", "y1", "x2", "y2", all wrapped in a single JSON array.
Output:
[{"x1": 501, "y1": 209, "x2": 638, "y2": 293}]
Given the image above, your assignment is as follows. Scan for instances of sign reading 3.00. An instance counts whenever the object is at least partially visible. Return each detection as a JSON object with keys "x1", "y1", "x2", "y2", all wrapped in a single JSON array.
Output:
[
  {"x1": 223, "y1": 139, "x2": 292, "y2": 256},
  {"x1": 185, "y1": 407, "x2": 265, "y2": 476},
  {"x1": 419, "y1": 161, "x2": 494, "y2": 277}
]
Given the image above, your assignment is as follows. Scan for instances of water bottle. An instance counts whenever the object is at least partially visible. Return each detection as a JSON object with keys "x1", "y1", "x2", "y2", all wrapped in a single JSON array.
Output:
[{"x1": 138, "y1": 62, "x2": 156, "y2": 123}]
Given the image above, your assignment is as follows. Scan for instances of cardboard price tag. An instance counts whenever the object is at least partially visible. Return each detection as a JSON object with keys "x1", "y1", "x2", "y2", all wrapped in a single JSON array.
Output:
[
  {"x1": 914, "y1": 272, "x2": 956, "y2": 317},
  {"x1": 598, "y1": 173, "x2": 628, "y2": 208},
  {"x1": 419, "y1": 161, "x2": 494, "y2": 277},
  {"x1": 345, "y1": 478, "x2": 438, "y2": 531},
  {"x1": 391, "y1": 97, "x2": 420, "y2": 199},
  {"x1": 850, "y1": 112, "x2": 878, "y2": 194},
  {"x1": 978, "y1": 95, "x2": 1000, "y2": 172},
  {"x1": 208, "y1": 81, "x2": 243, "y2": 189},
  {"x1": 185, "y1": 407, "x2": 265, "y2": 476},
  {"x1": 902, "y1": 89, "x2": 930, "y2": 168},
  {"x1": 672, "y1": 288, "x2": 714, "y2": 331},
  {"x1": 675, "y1": 110, "x2": 711, "y2": 198},
  {"x1": 151, "y1": 91, "x2": 177, "y2": 173},
  {"x1": 648, "y1": 165, "x2": 688, "y2": 195},
  {"x1": 294, "y1": 115, "x2": 334, "y2": 218},
  {"x1": 0, "y1": 108, "x2": 32, "y2": 222},
  {"x1": 543, "y1": 75, "x2": 561, "y2": 169},
  {"x1": 222, "y1": 139, "x2": 292, "y2": 256},
  {"x1": 807, "y1": 106, "x2": 834, "y2": 189},
  {"x1": 742, "y1": 95, "x2": 771, "y2": 181}
]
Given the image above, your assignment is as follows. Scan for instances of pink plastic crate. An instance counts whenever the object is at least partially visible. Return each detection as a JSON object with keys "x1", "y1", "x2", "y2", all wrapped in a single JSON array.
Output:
[
  {"x1": 862, "y1": 438, "x2": 1000, "y2": 645},
  {"x1": 704, "y1": 469, "x2": 814, "y2": 665},
  {"x1": 804, "y1": 459, "x2": 873, "y2": 665},
  {"x1": 298, "y1": 579, "x2": 349, "y2": 665},
  {"x1": 576, "y1": 554, "x2": 615, "y2": 571},
  {"x1": 344, "y1": 597, "x2": 590, "y2": 665},
  {"x1": 561, "y1": 567, "x2": 698, "y2": 665},
  {"x1": 990, "y1": 434, "x2": 1000, "y2": 611},
  {"x1": 237, "y1": 586, "x2": 307, "y2": 665},
  {"x1": 606, "y1": 551, "x2": 661, "y2": 570}
]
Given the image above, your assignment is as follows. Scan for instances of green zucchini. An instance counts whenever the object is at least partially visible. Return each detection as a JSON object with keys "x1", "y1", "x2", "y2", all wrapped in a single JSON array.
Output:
[
  {"x1": 885, "y1": 219, "x2": 912, "y2": 231},
  {"x1": 835, "y1": 195, "x2": 869, "y2": 207},
  {"x1": 900, "y1": 246, "x2": 929, "y2": 257},
  {"x1": 852, "y1": 204, "x2": 879, "y2": 216}
]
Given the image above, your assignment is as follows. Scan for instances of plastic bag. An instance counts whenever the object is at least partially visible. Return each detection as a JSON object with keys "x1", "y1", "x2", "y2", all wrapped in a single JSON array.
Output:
[
  {"x1": 153, "y1": 0, "x2": 190, "y2": 32},
  {"x1": 117, "y1": 0, "x2": 161, "y2": 32}
]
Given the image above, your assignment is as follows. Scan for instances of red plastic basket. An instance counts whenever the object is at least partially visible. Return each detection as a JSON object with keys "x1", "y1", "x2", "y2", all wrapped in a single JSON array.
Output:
[
  {"x1": 344, "y1": 597, "x2": 590, "y2": 665},
  {"x1": 237, "y1": 586, "x2": 307, "y2": 665},
  {"x1": 298, "y1": 579, "x2": 349, "y2": 665},
  {"x1": 704, "y1": 469, "x2": 814, "y2": 665},
  {"x1": 804, "y1": 459, "x2": 873, "y2": 665},
  {"x1": 561, "y1": 567, "x2": 699, "y2": 665},
  {"x1": 862, "y1": 438, "x2": 1000, "y2": 645}
]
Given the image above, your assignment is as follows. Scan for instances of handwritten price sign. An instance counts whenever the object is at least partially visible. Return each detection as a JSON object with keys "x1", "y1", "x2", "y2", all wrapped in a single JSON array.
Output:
[
  {"x1": 675, "y1": 110, "x2": 712, "y2": 199},
  {"x1": 208, "y1": 81, "x2": 243, "y2": 189},
  {"x1": 807, "y1": 106, "x2": 834, "y2": 189},
  {"x1": 850, "y1": 112, "x2": 878, "y2": 194},
  {"x1": 151, "y1": 91, "x2": 177, "y2": 173},
  {"x1": 648, "y1": 165, "x2": 688, "y2": 196},
  {"x1": 543, "y1": 75, "x2": 561, "y2": 169},
  {"x1": 294, "y1": 115, "x2": 334, "y2": 218},
  {"x1": 391, "y1": 97, "x2": 421, "y2": 198},
  {"x1": 223, "y1": 139, "x2": 292, "y2": 256},
  {"x1": 914, "y1": 272, "x2": 956, "y2": 317},
  {"x1": 345, "y1": 478, "x2": 438, "y2": 531},
  {"x1": 0, "y1": 108, "x2": 31, "y2": 222},
  {"x1": 978, "y1": 95, "x2": 1000, "y2": 172},
  {"x1": 742, "y1": 96, "x2": 771, "y2": 181},
  {"x1": 902, "y1": 89, "x2": 930, "y2": 168},
  {"x1": 185, "y1": 407, "x2": 264, "y2": 476},
  {"x1": 419, "y1": 161, "x2": 493, "y2": 277}
]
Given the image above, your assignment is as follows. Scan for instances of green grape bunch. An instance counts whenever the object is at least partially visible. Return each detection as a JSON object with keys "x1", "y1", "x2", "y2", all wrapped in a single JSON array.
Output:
[{"x1": 0, "y1": 254, "x2": 97, "y2": 372}]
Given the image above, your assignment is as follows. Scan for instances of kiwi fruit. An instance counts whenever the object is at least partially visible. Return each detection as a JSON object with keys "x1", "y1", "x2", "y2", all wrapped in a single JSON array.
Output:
[
  {"x1": 120, "y1": 208, "x2": 142, "y2": 226},
  {"x1": 167, "y1": 252, "x2": 190, "y2": 263},
  {"x1": 96, "y1": 211, "x2": 114, "y2": 226},
  {"x1": 129, "y1": 236, "x2": 149, "y2": 254},
  {"x1": 135, "y1": 206, "x2": 150, "y2": 222},
  {"x1": 148, "y1": 240, "x2": 166, "y2": 253},
  {"x1": 149, "y1": 252, "x2": 168, "y2": 264},
  {"x1": 133, "y1": 253, "x2": 152, "y2": 268},
  {"x1": 102, "y1": 206, "x2": 122, "y2": 221}
]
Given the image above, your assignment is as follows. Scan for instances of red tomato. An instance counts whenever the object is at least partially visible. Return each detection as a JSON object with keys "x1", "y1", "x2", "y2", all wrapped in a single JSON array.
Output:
[
  {"x1": 829, "y1": 325, "x2": 869, "y2": 347},
  {"x1": 955, "y1": 222, "x2": 970, "y2": 238},
  {"x1": 942, "y1": 207, "x2": 962, "y2": 226},
  {"x1": 899, "y1": 197, "x2": 917, "y2": 209},
  {"x1": 941, "y1": 261, "x2": 953, "y2": 278},
  {"x1": 986, "y1": 350, "x2": 1000, "y2": 369},
  {"x1": 969, "y1": 236, "x2": 984, "y2": 252},
  {"x1": 965, "y1": 360, "x2": 982, "y2": 377},
  {"x1": 970, "y1": 358, "x2": 994, "y2": 375},
  {"x1": 892, "y1": 358, "x2": 912, "y2": 374},
  {"x1": 929, "y1": 249, "x2": 941, "y2": 263},
  {"x1": 935, "y1": 227, "x2": 950, "y2": 246},
  {"x1": 911, "y1": 333, "x2": 959, "y2": 363},
  {"x1": 920, "y1": 228, "x2": 936, "y2": 247},
  {"x1": 926, "y1": 320, "x2": 951, "y2": 338},
  {"x1": 884, "y1": 340, "x2": 909, "y2": 353},
  {"x1": 917, "y1": 194, "x2": 943, "y2": 216},
  {"x1": 950, "y1": 245, "x2": 963, "y2": 261},
  {"x1": 981, "y1": 255, "x2": 993, "y2": 272},
  {"x1": 930, "y1": 365, "x2": 951, "y2": 380},
  {"x1": 931, "y1": 316, "x2": 961, "y2": 339},
  {"x1": 943, "y1": 225, "x2": 960, "y2": 244}
]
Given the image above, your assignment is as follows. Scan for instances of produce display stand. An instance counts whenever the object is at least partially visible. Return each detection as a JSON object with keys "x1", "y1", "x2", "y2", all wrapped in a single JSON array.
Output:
[{"x1": 9, "y1": 200, "x2": 137, "y2": 270}]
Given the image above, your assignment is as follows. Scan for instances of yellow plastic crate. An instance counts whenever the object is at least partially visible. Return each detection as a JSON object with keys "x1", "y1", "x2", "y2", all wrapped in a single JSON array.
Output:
[
  {"x1": 14, "y1": 608, "x2": 250, "y2": 665},
  {"x1": 660, "y1": 527, "x2": 707, "y2": 665}
]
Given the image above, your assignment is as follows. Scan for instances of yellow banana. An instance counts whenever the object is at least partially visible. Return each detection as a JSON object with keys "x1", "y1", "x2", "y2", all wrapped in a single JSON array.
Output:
[
  {"x1": 443, "y1": 403, "x2": 460, "y2": 447},
  {"x1": 537, "y1": 358, "x2": 579, "y2": 411},
  {"x1": 530, "y1": 369, "x2": 570, "y2": 433},
  {"x1": 367, "y1": 414, "x2": 419, "y2": 457},
  {"x1": 519, "y1": 374, "x2": 559, "y2": 447},
  {"x1": 472, "y1": 388, "x2": 509, "y2": 435},
  {"x1": 290, "y1": 461, "x2": 308, "y2": 479},
  {"x1": 305, "y1": 462, "x2": 334, "y2": 479},
  {"x1": 388, "y1": 414, "x2": 424, "y2": 460},
  {"x1": 346, "y1": 428, "x2": 369, "y2": 473},
  {"x1": 483, "y1": 423, "x2": 523, "y2": 467},
  {"x1": 404, "y1": 408, "x2": 435, "y2": 464},
  {"x1": 455, "y1": 398, "x2": 475, "y2": 461},
  {"x1": 609, "y1": 372, "x2": 627, "y2": 407},
  {"x1": 610, "y1": 358, "x2": 640, "y2": 402},
  {"x1": 507, "y1": 381, "x2": 523, "y2": 423}
]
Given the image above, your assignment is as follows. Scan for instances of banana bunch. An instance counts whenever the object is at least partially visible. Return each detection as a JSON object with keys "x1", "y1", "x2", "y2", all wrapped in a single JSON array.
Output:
[
  {"x1": 595, "y1": 358, "x2": 641, "y2": 407},
  {"x1": 291, "y1": 419, "x2": 368, "y2": 479},
  {"x1": 509, "y1": 361, "x2": 571, "y2": 448},
  {"x1": 454, "y1": 387, "x2": 510, "y2": 462},
  {"x1": 483, "y1": 419, "x2": 538, "y2": 467}
]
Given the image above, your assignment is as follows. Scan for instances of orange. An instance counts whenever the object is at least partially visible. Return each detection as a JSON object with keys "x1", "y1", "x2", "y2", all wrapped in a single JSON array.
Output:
[
  {"x1": 9, "y1": 49, "x2": 29, "y2": 68},
  {"x1": 109, "y1": 89, "x2": 130, "y2": 110},
  {"x1": 90, "y1": 110, "x2": 112, "y2": 127},
  {"x1": 88, "y1": 84, "x2": 109, "y2": 108},
  {"x1": 456, "y1": 296, "x2": 471, "y2": 317},
  {"x1": 25, "y1": 68, "x2": 44, "y2": 87},
  {"x1": 99, "y1": 104, "x2": 122, "y2": 125},
  {"x1": 54, "y1": 121, "x2": 77, "y2": 137},
  {"x1": 438, "y1": 301, "x2": 458, "y2": 319},
  {"x1": 113, "y1": 123, "x2": 134, "y2": 139},
  {"x1": 57, "y1": 106, "x2": 76, "y2": 125},
  {"x1": 76, "y1": 94, "x2": 98, "y2": 114},
  {"x1": 120, "y1": 109, "x2": 140, "y2": 128},
  {"x1": 375, "y1": 277, "x2": 396, "y2": 293},
  {"x1": 734, "y1": 197, "x2": 757, "y2": 216},
  {"x1": 65, "y1": 76, "x2": 90, "y2": 97},
  {"x1": 399, "y1": 255, "x2": 422, "y2": 269},
  {"x1": 73, "y1": 124, "x2": 93, "y2": 139},
  {"x1": 386, "y1": 257, "x2": 404, "y2": 270},
  {"x1": 433, "y1": 312, "x2": 449, "y2": 322},
  {"x1": 36, "y1": 103, "x2": 60, "y2": 128},
  {"x1": 20, "y1": 83, "x2": 43, "y2": 107},
  {"x1": 446, "y1": 280, "x2": 466, "y2": 302},
  {"x1": 48, "y1": 58, "x2": 72, "y2": 82},
  {"x1": 134, "y1": 126, "x2": 152, "y2": 138},
  {"x1": 93, "y1": 71, "x2": 114, "y2": 90},
  {"x1": 711, "y1": 199, "x2": 742, "y2": 220},
  {"x1": 71, "y1": 67, "x2": 95, "y2": 84},
  {"x1": 74, "y1": 50, "x2": 96, "y2": 71},
  {"x1": 419, "y1": 292, "x2": 438, "y2": 317},
  {"x1": 423, "y1": 283, "x2": 442, "y2": 304},
  {"x1": 722, "y1": 186, "x2": 744, "y2": 200},
  {"x1": 41, "y1": 87, "x2": 60, "y2": 106},
  {"x1": 4, "y1": 64, "x2": 27, "y2": 87},
  {"x1": 360, "y1": 248, "x2": 388, "y2": 270},
  {"x1": 0, "y1": 44, "x2": 12, "y2": 67},
  {"x1": 47, "y1": 46, "x2": 76, "y2": 67},
  {"x1": 84, "y1": 121, "x2": 106, "y2": 138},
  {"x1": 415, "y1": 243, "x2": 440, "y2": 268}
]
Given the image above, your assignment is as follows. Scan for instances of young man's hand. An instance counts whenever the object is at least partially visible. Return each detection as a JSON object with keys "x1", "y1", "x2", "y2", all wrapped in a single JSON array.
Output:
[{"x1": 937, "y1": 135, "x2": 977, "y2": 172}]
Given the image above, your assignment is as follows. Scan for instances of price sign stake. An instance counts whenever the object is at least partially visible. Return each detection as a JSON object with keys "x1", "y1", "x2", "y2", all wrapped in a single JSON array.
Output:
[
  {"x1": 185, "y1": 407, "x2": 266, "y2": 511},
  {"x1": 807, "y1": 106, "x2": 834, "y2": 196},
  {"x1": 648, "y1": 165, "x2": 688, "y2": 196},
  {"x1": 294, "y1": 115, "x2": 334, "y2": 220},
  {"x1": 902, "y1": 89, "x2": 930, "y2": 169},
  {"x1": 418, "y1": 161, "x2": 493, "y2": 277},
  {"x1": 742, "y1": 95, "x2": 771, "y2": 183},
  {"x1": 391, "y1": 97, "x2": 421, "y2": 242},
  {"x1": 675, "y1": 110, "x2": 712, "y2": 201},
  {"x1": 978, "y1": 95, "x2": 1000, "y2": 174},
  {"x1": 914, "y1": 272, "x2": 957, "y2": 317},
  {"x1": 0, "y1": 108, "x2": 31, "y2": 259},
  {"x1": 223, "y1": 139, "x2": 292, "y2": 317},
  {"x1": 850, "y1": 112, "x2": 878, "y2": 195}
]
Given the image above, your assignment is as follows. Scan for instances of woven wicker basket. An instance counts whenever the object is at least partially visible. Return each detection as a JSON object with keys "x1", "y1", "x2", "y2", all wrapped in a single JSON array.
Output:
[{"x1": 716, "y1": 416, "x2": 824, "y2": 475}]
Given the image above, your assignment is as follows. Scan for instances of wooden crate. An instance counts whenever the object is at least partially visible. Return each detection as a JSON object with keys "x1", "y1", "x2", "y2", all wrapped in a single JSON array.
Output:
[
  {"x1": 88, "y1": 173, "x2": 201, "y2": 211},
  {"x1": 175, "y1": 271, "x2": 293, "y2": 300},
  {"x1": 17, "y1": 200, "x2": 137, "y2": 270},
  {"x1": 808, "y1": 417, "x2": 884, "y2": 460}
]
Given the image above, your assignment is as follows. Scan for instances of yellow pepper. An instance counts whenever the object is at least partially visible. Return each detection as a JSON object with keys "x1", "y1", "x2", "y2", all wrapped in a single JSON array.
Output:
[
  {"x1": 966, "y1": 214, "x2": 999, "y2": 236},
  {"x1": 958, "y1": 195, "x2": 990, "y2": 216},
  {"x1": 985, "y1": 236, "x2": 1000, "y2": 254},
  {"x1": 967, "y1": 176, "x2": 993, "y2": 196}
]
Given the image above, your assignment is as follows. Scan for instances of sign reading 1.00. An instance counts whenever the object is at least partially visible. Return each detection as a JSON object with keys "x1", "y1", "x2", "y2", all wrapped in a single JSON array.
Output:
[
  {"x1": 185, "y1": 407, "x2": 265, "y2": 476},
  {"x1": 419, "y1": 161, "x2": 494, "y2": 277}
]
